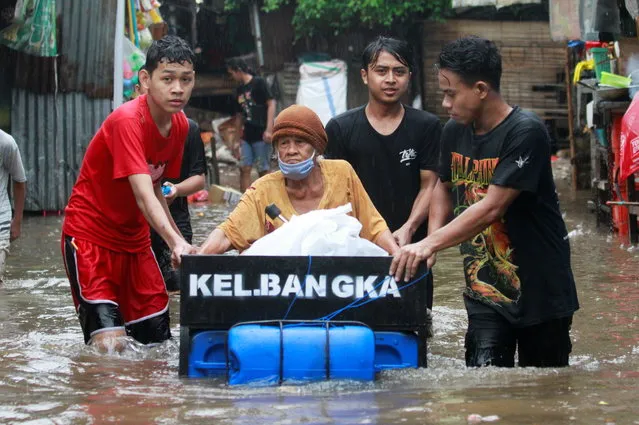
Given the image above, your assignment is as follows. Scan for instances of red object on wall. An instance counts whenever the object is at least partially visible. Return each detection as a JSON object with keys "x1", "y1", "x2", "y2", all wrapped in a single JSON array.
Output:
[
  {"x1": 620, "y1": 98, "x2": 639, "y2": 182},
  {"x1": 612, "y1": 107, "x2": 639, "y2": 236}
]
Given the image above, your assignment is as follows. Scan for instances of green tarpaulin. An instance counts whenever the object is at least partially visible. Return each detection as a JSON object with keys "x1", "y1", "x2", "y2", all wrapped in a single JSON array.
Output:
[{"x1": 0, "y1": 0, "x2": 57, "y2": 57}]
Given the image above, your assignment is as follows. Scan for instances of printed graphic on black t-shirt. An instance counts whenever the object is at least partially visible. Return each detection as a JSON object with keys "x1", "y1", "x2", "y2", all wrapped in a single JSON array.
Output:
[
  {"x1": 439, "y1": 107, "x2": 579, "y2": 326},
  {"x1": 325, "y1": 105, "x2": 441, "y2": 241},
  {"x1": 449, "y1": 149, "x2": 522, "y2": 311},
  {"x1": 236, "y1": 76, "x2": 273, "y2": 143}
]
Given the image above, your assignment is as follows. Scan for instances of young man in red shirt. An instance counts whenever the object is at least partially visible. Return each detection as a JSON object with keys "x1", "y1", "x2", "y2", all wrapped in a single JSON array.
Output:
[{"x1": 61, "y1": 36, "x2": 197, "y2": 351}]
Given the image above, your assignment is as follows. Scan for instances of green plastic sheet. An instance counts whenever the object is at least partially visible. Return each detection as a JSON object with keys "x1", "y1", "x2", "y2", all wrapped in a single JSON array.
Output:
[{"x1": 0, "y1": 0, "x2": 58, "y2": 57}]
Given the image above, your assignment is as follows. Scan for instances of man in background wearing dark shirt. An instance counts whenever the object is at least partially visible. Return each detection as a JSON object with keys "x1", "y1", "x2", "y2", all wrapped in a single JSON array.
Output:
[
  {"x1": 227, "y1": 58, "x2": 276, "y2": 192},
  {"x1": 325, "y1": 36, "x2": 441, "y2": 330},
  {"x1": 391, "y1": 36, "x2": 579, "y2": 368}
]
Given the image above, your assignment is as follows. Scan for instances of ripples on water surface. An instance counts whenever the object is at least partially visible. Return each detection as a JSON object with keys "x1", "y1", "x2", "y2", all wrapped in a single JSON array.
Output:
[{"x1": 1, "y1": 171, "x2": 637, "y2": 424}]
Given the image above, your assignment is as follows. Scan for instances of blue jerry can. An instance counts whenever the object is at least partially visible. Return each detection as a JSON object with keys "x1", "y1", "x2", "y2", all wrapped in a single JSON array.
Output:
[
  {"x1": 227, "y1": 322, "x2": 375, "y2": 385},
  {"x1": 188, "y1": 331, "x2": 228, "y2": 378},
  {"x1": 373, "y1": 332, "x2": 419, "y2": 371}
]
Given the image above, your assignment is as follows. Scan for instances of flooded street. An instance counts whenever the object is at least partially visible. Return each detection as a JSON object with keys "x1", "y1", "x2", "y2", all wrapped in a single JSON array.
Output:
[{"x1": 0, "y1": 162, "x2": 637, "y2": 425}]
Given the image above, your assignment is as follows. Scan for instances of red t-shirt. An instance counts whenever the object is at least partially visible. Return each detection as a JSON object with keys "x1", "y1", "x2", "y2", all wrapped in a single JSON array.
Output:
[{"x1": 63, "y1": 95, "x2": 188, "y2": 252}]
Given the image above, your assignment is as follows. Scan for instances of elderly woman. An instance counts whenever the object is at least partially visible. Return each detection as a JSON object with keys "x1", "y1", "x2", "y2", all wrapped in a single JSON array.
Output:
[{"x1": 198, "y1": 105, "x2": 399, "y2": 255}]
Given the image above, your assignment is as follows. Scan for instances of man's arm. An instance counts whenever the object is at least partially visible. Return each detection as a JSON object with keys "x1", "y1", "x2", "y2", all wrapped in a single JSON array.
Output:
[
  {"x1": 165, "y1": 121, "x2": 208, "y2": 204},
  {"x1": 374, "y1": 229, "x2": 400, "y2": 255},
  {"x1": 428, "y1": 180, "x2": 454, "y2": 235},
  {"x1": 263, "y1": 99, "x2": 276, "y2": 143},
  {"x1": 4, "y1": 135, "x2": 27, "y2": 242},
  {"x1": 393, "y1": 170, "x2": 438, "y2": 246},
  {"x1": 198, "y1": 228, "x2": 233, "y2": 254},
  {"x1": 395, "y1": 116, "x2": 441, "y2": 246},
  {"x1": 418, "y1": 179, "x2": 454, "y2": 268},
  {"x1": 154, "y1": 182, "x2": 182, "y2": 236},
  {"x1": 128, "y1": 174, "x2": 195, "y2": 265},
  {"x1": 10, "y1": 181, "x2": 26, "y2": 242},
  {"x1": 390, "y1": 184, "x2": 520, "y2": 281},
  {"x1": 175, "y1": 174, "x2": 205, "y2": 196},
  {"x1": 163, "y1": 174, "x2": 205, "y2": 205}
]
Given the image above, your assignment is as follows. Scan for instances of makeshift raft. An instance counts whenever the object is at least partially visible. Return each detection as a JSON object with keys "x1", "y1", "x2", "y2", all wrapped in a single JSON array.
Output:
[{"x1": 179, "y1": 255, "x2": 431, "y2": 385}]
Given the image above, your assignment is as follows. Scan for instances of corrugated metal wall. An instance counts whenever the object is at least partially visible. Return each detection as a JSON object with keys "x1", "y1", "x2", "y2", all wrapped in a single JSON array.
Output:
[
  {"x1": 57, "y1": 0, "x2": 115, "y2": 97},
  {"x1": 11, "y1": 0, "x2": 116, "y2": 211},
  {"x1": 12, "y1": 90, "x2": 111, "y2": 212}
]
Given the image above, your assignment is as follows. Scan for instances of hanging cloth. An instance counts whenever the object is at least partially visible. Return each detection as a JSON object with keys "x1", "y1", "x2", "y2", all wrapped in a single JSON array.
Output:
[{"x1": 0, "y1": 0, "x2": 58, "y2": 57}]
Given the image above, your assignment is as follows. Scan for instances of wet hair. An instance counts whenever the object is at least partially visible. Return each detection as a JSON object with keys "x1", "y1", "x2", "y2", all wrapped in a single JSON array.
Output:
[
  {"x1": 437, "y1": 36, "x2": 502, "y2": 92},
  {"x1": 226, "y1": 57, "x2": 254, "y2": 75},
  {"x1": 361, "y1": 36, "x2": 413, "y2": 71},
  {"x1": 144, "y1": 35, "x2": 195, "y2": 75}
]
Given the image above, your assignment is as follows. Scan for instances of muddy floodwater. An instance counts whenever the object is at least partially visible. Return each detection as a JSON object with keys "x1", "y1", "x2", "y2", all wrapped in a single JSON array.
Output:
[{"x1": 0, "y1": 162, "x2": 637, "y2": 425}]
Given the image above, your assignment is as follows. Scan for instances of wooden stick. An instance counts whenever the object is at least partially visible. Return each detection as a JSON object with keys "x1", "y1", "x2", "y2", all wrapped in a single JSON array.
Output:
[{"x1": 127, "y1": 0, "x2": 135, "y2": 44}]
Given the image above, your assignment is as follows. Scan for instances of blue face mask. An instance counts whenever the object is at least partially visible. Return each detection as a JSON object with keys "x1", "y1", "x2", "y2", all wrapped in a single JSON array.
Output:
[{"x1": 278, "y1": 151, "x2": 316, "y2": 180}]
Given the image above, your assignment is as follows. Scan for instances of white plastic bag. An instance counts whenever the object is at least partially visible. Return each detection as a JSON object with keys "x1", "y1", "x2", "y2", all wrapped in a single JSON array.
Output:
[{"x1": 243, "y1": 203, "x2": 387, "y2": 257}]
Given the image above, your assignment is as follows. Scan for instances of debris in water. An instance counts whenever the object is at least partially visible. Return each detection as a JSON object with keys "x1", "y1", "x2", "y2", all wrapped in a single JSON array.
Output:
[
  {"x1": 599, "y1": 401, "x2": 609, "y2": 405},
  {"x1": 467, "y1": 414, "x2": 500, "y2": 423},
  {"x1": 567, "y1": 224, "x2": 585, "y2": 238}
]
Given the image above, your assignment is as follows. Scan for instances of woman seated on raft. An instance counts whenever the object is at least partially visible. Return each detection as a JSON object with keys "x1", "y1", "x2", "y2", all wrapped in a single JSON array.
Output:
[{"x1": 198, "y1": 105, "x2": 400, "y2": 255}]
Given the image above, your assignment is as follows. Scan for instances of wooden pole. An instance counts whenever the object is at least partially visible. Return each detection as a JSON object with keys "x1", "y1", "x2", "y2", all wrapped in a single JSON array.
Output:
[
  {"x1": 191, "y1": 0, "x2": 198, "y2": 51},
  {"x1": 565, "y1": 46, "x2": 578, "y2": 192}
]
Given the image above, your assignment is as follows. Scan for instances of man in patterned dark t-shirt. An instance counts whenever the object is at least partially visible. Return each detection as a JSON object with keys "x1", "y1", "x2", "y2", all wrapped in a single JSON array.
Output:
[{"x1": 391, "y1": 36, "x2": 579, "y2": 368}]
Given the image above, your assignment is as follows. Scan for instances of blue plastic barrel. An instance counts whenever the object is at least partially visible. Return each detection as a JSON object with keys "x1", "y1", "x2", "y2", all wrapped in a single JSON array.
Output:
[
  {"x1": 227, "y1": 322, "x2": 375, "y2": 385},
  {"x1": 188, "y1": 331, "x2": 227, "y2": 378},
  {"x1": 187, "y1": 329, "x2": 419, "y2": 380},
  {"x1": 373, "y1": 332, "x2": 419, "y2": 371}
]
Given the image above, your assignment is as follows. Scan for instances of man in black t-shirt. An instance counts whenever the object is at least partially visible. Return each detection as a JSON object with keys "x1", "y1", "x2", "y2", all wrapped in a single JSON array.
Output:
[
  {"x1": 151, "y1": 119, "x2": 207, "y2": 292},
  {"x1": 390, "y1": 36, "x2": 579, "y2": 368},
  {"x1": 325, "y1": 37, "x2": 441, "y2": 322},
  {"x1": 227, "y1": 58, "x2": 276, "y2": 192}
]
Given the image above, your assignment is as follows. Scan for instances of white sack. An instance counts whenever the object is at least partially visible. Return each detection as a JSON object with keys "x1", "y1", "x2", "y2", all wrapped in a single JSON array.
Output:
[
  {"x1": 243, "y1": 203, "x2": 387, "y2": 257},
  {"x1": 296, "y1": 60, "x2": 347, "y2": 126}
]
